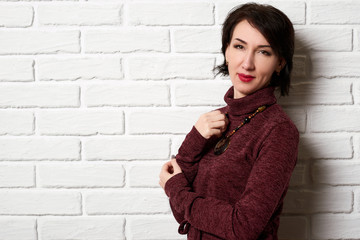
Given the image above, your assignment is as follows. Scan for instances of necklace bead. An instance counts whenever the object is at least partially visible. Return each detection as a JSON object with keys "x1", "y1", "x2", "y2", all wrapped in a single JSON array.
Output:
[{"x1": 214, "y1": 105, "x2": 268, "y2": 155}]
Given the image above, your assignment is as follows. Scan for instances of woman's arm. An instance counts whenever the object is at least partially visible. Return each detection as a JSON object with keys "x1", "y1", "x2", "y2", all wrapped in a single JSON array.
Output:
[
  {"x1": 176, "y1": 110, "x2": 228, "y2": 184},
  {"x1": 163, "y1": 122, "x2": 299, "y2": 240}
]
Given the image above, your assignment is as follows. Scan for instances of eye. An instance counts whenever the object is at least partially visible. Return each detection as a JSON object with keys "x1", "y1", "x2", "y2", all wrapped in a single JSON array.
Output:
[
  {"x1": 233, "y1": 44, "x2": 244, "y2": 50},
  {"x1": 259, "y1": 50, "x2": 271, "y2": 56}
]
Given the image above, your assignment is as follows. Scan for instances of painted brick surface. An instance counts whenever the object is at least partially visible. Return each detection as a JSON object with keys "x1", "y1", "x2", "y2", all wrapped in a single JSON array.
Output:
[
  {"x1": 84, "y1": 83, "x2": 170, "y2": 107},
  {"x1": 0, "y1": 58, "x2": 34, "y2": 82},
  {"x1": 0, "y1": 1, "x2": 358, "y2": 239},
  {"x1": 0, "y1": 218, "x2": 36, "y2": 240},
  {"x1": 38, "y1": 163, "x2": 125, "y2": 188},
  {"x1": 310, "y1": 0, "x2": 360, "y2": 24},
  {"x1": 312, "y1": 161, "x2": 360, "y2": 185},
  {"x1": 0, "y1": 164, "x2": 34, "y2": 187},
  {"x1": 0, "y1": 5, "x2": 33, "y2": 27},
  {"x1": 128, "y1": 57, "x2": 215, "y2": 80},
  {"x1": 84, "y1": 29, "x2": 170, "y2": 53},
  {"x1": 37, "y1": 57, "x2": 122, "y2": 80},
  {"x1": 37, "y1": 110, "x2": 124, "y2": 135},
  {"x1": 128, "y1": 3, "x2": 214, "y2": 26},
  {"x1": 128, "y1": 109, "x2": 206, "y2": 134},
  {"x1": 85, "y1": 190, "x2": 169, "y2": 214},
  {"x1": 83, "y1": 137, "x2": 170, "y2": 160},
  {"x1": 312, "y1": 214, "x2": 360, "y2": 239},
  {"x1": 0, "y1": 190, "x2": 81, "y2": 215},
  {"x1": 0, "y1": 31, "x2": 79, "y2": 54},
  {"x1": 283, "y1": 189, "x2": 353, "y2": 213},
  {"x1": 38, "y1": 217, "x2": 125, "y2": 240},
  {"x1": 38, "y1": 3, "x2": 122, "y2": 26},
  {"x1": 0, "y1": 84, "x2": 79, "y2": 108},
  {"x1": 0, "y1": 111, "x2": 33, "y2": 135}
]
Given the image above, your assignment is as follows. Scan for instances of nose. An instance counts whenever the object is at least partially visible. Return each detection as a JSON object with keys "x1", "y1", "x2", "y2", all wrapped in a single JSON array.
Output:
[{"x1": 241, "y1": 52, "x2": 255, "y2": 71}]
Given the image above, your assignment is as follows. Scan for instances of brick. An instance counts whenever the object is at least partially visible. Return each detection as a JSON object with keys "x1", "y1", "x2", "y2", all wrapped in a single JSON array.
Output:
[
  {"x1": 128, "y1": 109, "x2": 205, "y2": 134},
  {"x1": 128, "y1": 57, "x2": 215, "y2": 80},
  {"x1": 0, "y1": 30, "x2": 79, "y2": 54},
  {"x1": 39, "y1": 217, "x2": 124, "y2": 240},
  {"x1": 0, "y1": 137, "x2": 80, "y2": 160},
  {"x1": 128, "y1": 216, "x2": 182, "y2": 239},
  {"x1": 0, "y1": 111, "x2": 33, "y2": 135},
  {"x1": 174, "y1": 81, "x2": 231, "y2": 106},
  {"x1": 312, "y1": 214, "x2": 360, "y2": 239},
  {"x1": 311, "y1": 107, "x2": 360, "y2": 132},
  {"x1": 278, "y1": 80, "x2": 352, "y2": 105},
  {"x1": 357, "y1": 28, "x2": 360, "y2": 52},
  {"x1": 84, "y1": 83, "x2": 170, "y2": 107},
  {"x1": 311, "y1": 0, "x2": 360, "y2": 24},
  {"x1": 356, "y1": 189, "x2": 360, "y2": 213},
  {"x1": 283, "y1": 189, "x2": 352, "y2": 214},
  {"x1": 129, "y1": 2, "x2": 213, "y2": 26},
  {"x1": 85, "y1": 189, "x2": 169, "y2": 214},
  {"x1": 355, "y1": 82, "x2": 360, "y2": 105},
  {"x1": 217, "y1": 1, "x2": 305, "y2": 25},
  {"x1": 37, "y1": 110, "x2": 124, "y2": 135},
  {"x1": 83, "y1": 136, "x2": 169, "y2": 160},
  {"x1": 298, "y1": 135, "x2": 352, "y2": 159},
  {"x1": 84, "y1": 29, "x2": 169, "y2": 53},
  {"x1": 0, "y1": 218, "x2": 36, "y2": 240},
  {"x1": 0, "y1": 190, "x2": 81, "y2": 215},
  {"x1": 311, "y1": 53, "x2": 360, "y2": 77},
  {"x1": 0, "y1": 84, "x2": 79, "y2": 108},
  {"x1": 0, "y1": 5, "x2": 33, "y2": 27},
  {"x1": 128, "y1": 162, "x2": 164, "y2": 187},
  {"x1": 173, "y1": 28, "x2": 221, "y2": 53},
  {"x1": 0, "y1": 164, "x2": 34, "y2": 187},
  {"x1": 292, "y1": 55, "x2": 307, "y2": 78},
  {"x1": 278, "y1": 216, "x2": 308, "y2": 240},
  {"x1": 37, "y1": 57, "x2": 122, "y2": 81},
  {"x1": 312, "y1": 161, "x2": 360, "y2": 185},
  {"x1": 281, "y1": 108, "x2": 306, "y2": 133},
  {"x1": 38, "y1": 163, "x2": 124, "y2": 188},
  {"x1": 295, "y1": 27, "x2": 352, "y2": 52},
  {"x1": 0, "y1": 58, "x2": 33, "y2": 82},
  {"x1": 38, "y1": 3, "x2": 121, "y2": 26}
]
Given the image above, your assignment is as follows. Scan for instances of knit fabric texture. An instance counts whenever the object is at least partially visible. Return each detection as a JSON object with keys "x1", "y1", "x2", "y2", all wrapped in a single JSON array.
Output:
[{"x1": 165, "y1": 86, "x2": 299, "y2": 240}]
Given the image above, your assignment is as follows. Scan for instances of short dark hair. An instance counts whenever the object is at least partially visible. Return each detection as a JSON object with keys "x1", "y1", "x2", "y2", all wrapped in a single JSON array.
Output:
[{"x1": 215, "y1": 3, "x2": 295, "y2": 96}]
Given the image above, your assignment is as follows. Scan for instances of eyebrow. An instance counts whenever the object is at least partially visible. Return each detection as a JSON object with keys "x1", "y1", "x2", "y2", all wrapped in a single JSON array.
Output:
[{"x1": 234, "y1": 38, "x2": 272, "y2": 48}]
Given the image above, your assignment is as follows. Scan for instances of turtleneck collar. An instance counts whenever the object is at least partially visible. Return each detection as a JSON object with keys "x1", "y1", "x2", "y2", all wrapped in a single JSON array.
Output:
[{"x1": 224, "y1": 86, "x2": 277, "y2": 116}]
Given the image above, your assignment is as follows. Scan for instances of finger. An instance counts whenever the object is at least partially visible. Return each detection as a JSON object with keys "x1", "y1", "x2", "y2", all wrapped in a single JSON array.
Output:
[
  {"x1": 209, "y1": 120, "x2": 227, "y2": 128},
  {"x1": 160, "y1": 161, "x2": 172, "y2": 174},
  {"x1": 210, "y1": 129, "x2": 222, "y2": 138},
  {"x1": 207, "y1": 110, "x2": 226, "y2": 120}
]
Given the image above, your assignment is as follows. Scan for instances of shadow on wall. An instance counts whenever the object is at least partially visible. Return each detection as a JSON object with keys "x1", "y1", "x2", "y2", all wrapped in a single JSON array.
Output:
[{"x1": 277, "y1": 35, "x2": 328, "y2": 240}]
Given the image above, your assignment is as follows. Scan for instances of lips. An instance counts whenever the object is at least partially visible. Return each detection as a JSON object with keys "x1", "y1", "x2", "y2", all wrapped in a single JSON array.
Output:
[{"x1": 238, "y1": 73, "x2": 255, "y2": 83}]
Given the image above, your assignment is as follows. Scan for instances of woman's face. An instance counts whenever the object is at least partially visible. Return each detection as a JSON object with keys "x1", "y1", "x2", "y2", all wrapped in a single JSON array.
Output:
[{"x1": 225, "y1": 20, "x2": 284, "y2": 99}]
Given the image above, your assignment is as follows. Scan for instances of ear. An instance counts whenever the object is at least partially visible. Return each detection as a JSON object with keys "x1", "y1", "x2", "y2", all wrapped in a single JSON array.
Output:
[{"x1": 276, "y1": 58, "x2": 286, "y2": 72}]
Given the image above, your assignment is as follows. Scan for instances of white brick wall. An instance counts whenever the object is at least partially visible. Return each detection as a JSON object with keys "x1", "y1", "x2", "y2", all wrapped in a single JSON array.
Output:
[{"x1": 0, "y1": 0, "x2": 359, "y2": 239}]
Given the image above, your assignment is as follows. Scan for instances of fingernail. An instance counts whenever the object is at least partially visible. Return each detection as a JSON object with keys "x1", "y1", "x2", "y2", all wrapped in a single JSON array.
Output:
[{"x1": 171, "y1": 155, "x2": 176, "y2": 158}]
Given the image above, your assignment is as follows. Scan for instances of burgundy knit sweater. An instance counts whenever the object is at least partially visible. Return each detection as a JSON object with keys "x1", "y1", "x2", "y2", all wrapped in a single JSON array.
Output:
[{"x1": 164, "y1": 86, "x2": 299, "y2": 240}]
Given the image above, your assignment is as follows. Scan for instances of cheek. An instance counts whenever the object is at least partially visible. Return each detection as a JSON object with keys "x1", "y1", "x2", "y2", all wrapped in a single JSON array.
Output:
[{"x1": 257, "y1": 59, "x2": 278, "y2": 76}]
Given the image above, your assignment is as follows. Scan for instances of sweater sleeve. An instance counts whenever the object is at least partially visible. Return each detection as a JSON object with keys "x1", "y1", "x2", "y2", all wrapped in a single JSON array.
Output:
[
  {"x1": 165, "y1": 122, "x2": 299, "y2": 240},
  {"x1": 175, "y1": 126, "x2": 209, "y2": 184}
]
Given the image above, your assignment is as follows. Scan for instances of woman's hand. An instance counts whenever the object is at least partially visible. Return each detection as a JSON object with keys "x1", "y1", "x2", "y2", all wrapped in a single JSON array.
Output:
[
  {"x1": 195, "y1": 110, "x2": 229, "y2": 139},
  {"x1": 159, "y1": 158, "x2": 182, "y2": 190}
]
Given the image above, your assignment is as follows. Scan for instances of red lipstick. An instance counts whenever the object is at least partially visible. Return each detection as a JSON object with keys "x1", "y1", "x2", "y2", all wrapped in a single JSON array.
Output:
[{"x1": 238, "y1": 73, "x2": 255, "y2": 83}]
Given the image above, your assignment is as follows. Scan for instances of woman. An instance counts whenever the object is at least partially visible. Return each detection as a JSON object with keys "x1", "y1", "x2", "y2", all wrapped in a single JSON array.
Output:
[{"x1": 159, "y1": 3, "x2": 299, "y2": 240}]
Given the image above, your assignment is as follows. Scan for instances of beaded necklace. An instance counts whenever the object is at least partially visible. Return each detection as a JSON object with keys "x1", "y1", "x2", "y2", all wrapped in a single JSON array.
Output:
[{"x1": 214, "y1": 105, "x2": 268, "y2": 155}]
